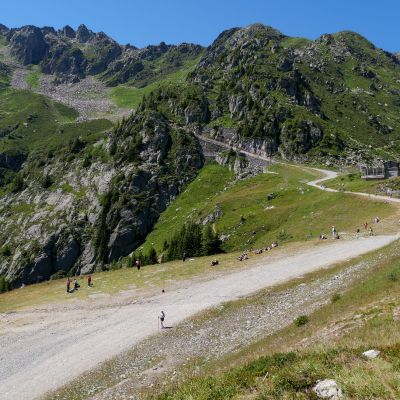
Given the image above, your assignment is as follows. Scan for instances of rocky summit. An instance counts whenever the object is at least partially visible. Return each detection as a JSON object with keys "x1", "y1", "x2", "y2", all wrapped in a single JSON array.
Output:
[{"x1": 0, "y1": 22, "x2": 399, "y2": 286}]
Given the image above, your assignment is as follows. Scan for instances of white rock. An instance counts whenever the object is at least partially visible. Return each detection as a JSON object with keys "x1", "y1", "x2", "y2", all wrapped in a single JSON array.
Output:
[
  {"x1": 362, "y1": 349, "x2": 380, "y2": 359},
  {"x1": 314, "y1": 379, "x2": 343, "y2": 399}
]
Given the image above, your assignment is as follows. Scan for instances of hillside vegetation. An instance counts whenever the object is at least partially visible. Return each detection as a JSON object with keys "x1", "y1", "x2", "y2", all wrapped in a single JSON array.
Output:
[{"x1": 142, "y1": 163, "x2": 395, "y2": 255}]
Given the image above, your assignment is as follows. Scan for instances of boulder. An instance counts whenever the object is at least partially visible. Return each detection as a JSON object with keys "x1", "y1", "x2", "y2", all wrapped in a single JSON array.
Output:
[
  {"x1": 202, "y1": 205, "x2": 223, "y2": 225},
  {"x1": 362, "y1": 349, "x2": 380, "y2": 359},
  {"x1": 314, "y1": 379, "x2": 343, "y2": 399}
]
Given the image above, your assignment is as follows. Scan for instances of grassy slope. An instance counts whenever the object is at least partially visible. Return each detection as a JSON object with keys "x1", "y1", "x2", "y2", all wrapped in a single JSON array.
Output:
[
  {"x1": 150, "y1": 240, "x2": 400, "y2": 400},
  {"x1": 0, "y1": 89, "x2": 112, "y2": 154},
  {"x1": 24, "y1": 68, "x2": 41, "y2": 89},
  {"x1": 0, "y1": 250, "x2": 247, "y2": 312},
  {"x1": 324, "y1": 172, "x2": 386, "y2": 194},
  {"x1": 142, "y1": 163, "x2": 395, "y2": 254},
  {"x1": 109, "y1": 55, "x2": 202, "y2": 109}
]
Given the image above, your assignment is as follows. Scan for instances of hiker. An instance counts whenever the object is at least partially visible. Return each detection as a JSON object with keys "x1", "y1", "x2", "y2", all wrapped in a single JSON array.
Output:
[
  {"x1": 66, "y1": 277, "x2": 71, "y2": 293},
  {"x1": 73, "y1": 278, "x2": 80, "y2": 291},
  {"x1": 87, "y1": 275, "x2": 92, "y2": 287},
  {"x1": 182, "y1": 252, "x2": 187, "y2": 262},
  {"x1": 135, "y1": 259, "x2": 141, "y2": 270},
  {"x1": 356, "y1": 228, "x2": 360, "y2": 239},
  {"x1": 332, "y1": 226, "x2": 337, "y2": 239},
  {"x1": 364, "y1": 221, "x2": 369, "y2": 230},
  {"x1": 159, "y1": 311, "x2": 166, "y2": 329},
  {"x1": 369, "y1": 227, "x2": 374, "y2": 236}
]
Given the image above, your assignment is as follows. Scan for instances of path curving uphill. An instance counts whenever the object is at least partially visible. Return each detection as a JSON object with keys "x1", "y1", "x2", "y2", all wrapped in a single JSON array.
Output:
[{"x1": 195, "y1": 133, "x2": 400, "y2": 204}]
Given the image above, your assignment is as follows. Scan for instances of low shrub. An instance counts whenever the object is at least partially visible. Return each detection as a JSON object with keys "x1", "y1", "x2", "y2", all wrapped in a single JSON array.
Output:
[
  {"x1": 331, "y1": 292, "x2": 342, "y2": 303},
  {"x1": 0, "y1": 275, "x2": 10, "y2": 293},
  {"x1": 388, "y1": 271, "x2": 398, "y2": 281},
  {"x1": 294, "y1": 315, "x2": 309, "y2": 327}
]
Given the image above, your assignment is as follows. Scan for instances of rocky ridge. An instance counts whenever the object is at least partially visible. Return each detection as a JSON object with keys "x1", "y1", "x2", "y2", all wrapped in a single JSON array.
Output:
[
  {"x1": 0, "y1": 110, "x2": 203, "y2": 286},
  {"x1": 1, "y1": 23, "x2": 203, "y2": 84}
]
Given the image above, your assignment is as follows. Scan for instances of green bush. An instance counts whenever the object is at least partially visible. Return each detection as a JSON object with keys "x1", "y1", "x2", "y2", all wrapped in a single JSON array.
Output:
[
  {"x1": 331, "y1": 292, "x2": 342, "y2": 303},
  {"x1": 0, "y1": 275, "x2": 10, "y2": 293},
  {"x1": 388, "y1": 271, "x2": 398, "y2": 281},
  {"x1": 50, "y1": 270, "x2": 66, "y2": 280},
  {"x1": 10, "y1": 173, "x2": 25, "y2": 193},
  {"x1": 163, "y1": 222, "x2": 221, "y2": 262},
  {"x1": 0, "y1": 245, "x2": 12, "y2": 257},
  {"x1": 41, "y1": 174, "x2": 54, "y2": 189},
  {"x1": 294, "y1": 315, "x2": 309, "y2": 327}
]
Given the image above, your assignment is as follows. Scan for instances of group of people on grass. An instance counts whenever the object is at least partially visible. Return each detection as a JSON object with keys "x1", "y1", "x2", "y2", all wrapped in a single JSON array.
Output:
[
  {"x1": 66, "y1": 275, "x2": 92, "y2": 293},
  {"x1": 237, "y1": 241, "x2": 279, "y2": 262},
  {"x1": 320, "y1": 217, "x2": 381, "y2": 241}
]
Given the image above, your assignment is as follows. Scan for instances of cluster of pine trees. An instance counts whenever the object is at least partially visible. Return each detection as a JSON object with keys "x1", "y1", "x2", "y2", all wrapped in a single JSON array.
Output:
[
  {"x1": 130, "y1": 222, "x2": 222, "y2": 267},
  {"x1": 131, "y1": 222, "x2": 222, "y2": 267},
  {"x1": 163, "y1": 222, "x2": 221, "y2": 262}
]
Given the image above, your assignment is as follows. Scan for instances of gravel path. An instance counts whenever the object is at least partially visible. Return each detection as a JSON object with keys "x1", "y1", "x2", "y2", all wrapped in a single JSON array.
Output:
[{"x1": 0, "y1": 234, "x2": 397, "y2": 400}]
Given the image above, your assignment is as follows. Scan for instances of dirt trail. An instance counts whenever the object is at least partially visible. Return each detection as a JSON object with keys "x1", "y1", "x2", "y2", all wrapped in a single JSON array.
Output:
[
  {"x1": 196, "y1": 134, "x2": 400, "y2": 204},
  {"x1": 0, "y1": 235, "x2": 398, "y2": 400}
]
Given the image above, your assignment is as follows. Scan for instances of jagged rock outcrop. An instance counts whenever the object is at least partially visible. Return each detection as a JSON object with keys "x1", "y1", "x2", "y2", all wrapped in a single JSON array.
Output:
[
  {"x1": 76, "y1": 24, "x2": 94, "y2": 43},
  {"x1": 3, "y1": 23, "x2": 202, "y2": 84},
  {"x1": 101, "y1": 42, "x2": 203, "y2": 86},
  {"x1": 61, "y1": 25, "x2": 75, "y2": 39},
  {"x1": 8, "y1": 25, "x2": 48, "y2": 65}
]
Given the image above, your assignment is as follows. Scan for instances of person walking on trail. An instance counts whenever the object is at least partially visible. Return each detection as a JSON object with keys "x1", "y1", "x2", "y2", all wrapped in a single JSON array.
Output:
[
  {"x1": 66, "y1": 277, "x2": 71, "y2": 293},
  {"x1": 369, "y1": 227, "x2": 374, "y2": 236},
  {"x1": 364, "y1": 221, "x2": 369, "y2": 230},
  {"x1": 332, "y1": 226, "x2": 337, "y2": 239},
  {"x1": 87, "y1": 275, "x2": 92, "y2": 287},
  {"x1": 182, "y1": 252, "x2": 186, "y2": 262},
  {"x1": 135, "y1": 259, "x2": 141, "y2": 270},
  {"x1": 159, "y1": 311, "x2": 166, "y2": 329}
]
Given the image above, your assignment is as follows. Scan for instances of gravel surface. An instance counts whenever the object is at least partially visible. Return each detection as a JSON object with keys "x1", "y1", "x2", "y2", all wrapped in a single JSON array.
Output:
[
  {"x1": 10, "y1": 68, "x2": 129, "y2": 121},
  {"x1": 0, "y1": 235, "x2": 397, "y2": 400}
]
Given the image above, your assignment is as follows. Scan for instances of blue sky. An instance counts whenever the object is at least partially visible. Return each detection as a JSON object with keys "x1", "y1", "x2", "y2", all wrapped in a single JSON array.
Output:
[{"x1": 1, "y1": 0, "x2": 399, "y2": 51}]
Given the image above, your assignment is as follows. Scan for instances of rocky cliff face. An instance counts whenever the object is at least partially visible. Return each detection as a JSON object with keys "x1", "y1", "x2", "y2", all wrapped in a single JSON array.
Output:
[{"x1": 0, "y1": 110, "x2": 203, "y2": 287}]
